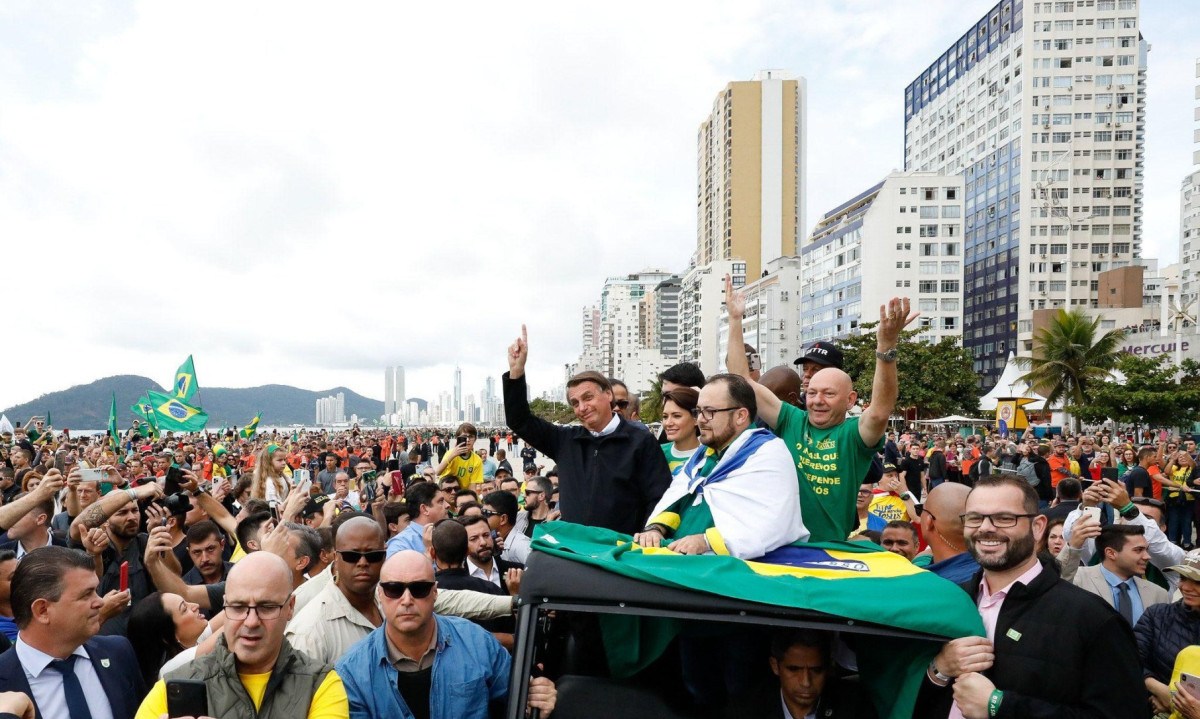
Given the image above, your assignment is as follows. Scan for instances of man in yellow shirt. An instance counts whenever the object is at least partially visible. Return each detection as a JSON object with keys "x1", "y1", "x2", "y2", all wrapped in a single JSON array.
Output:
[
  {"x1": 136, "y1": 551, "x2": 348, "y2": 719},
  {"x1": 435, "y1": 423, "x2": 483, "y2": 489}
]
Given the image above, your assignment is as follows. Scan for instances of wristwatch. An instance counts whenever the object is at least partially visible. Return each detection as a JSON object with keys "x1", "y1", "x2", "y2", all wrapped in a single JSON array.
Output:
[{"x1": 876, "y1": 347, "x2": 898, "y2": 363}]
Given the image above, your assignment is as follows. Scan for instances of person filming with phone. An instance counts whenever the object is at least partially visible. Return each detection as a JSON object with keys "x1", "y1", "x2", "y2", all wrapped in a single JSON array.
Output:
[{"x1": 433, "y1": 424, "x2": 482, "y2": 490}]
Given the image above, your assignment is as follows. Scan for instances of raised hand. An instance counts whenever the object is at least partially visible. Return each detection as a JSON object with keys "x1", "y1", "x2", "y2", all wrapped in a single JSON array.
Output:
[
  {"x1": 508, "y1": 324, "x2": 529, "y2": 379},
  {"x1": 724, "y1": 273, "x2": 746, "y2": 321},
  {"x1": 877, "y1": 297, "x2": 919, "y2": 348}
]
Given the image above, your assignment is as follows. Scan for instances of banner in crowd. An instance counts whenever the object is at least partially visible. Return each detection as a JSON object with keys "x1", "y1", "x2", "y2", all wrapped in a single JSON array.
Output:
[{"x1": 531, "y1": 521, "x2": 985, "y2": 719}]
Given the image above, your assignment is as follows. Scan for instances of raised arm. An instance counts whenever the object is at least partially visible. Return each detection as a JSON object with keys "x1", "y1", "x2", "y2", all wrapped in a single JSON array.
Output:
[
  {"x1": 502, "y1": 325, "x2": 563, "y2": 456},
  {"x1": 144, "y1": 525, "x2": 211, "y2": 608},
  {"x1": 859, "y1": 298, "x2": 918, "y2": 447},
  {"x1": 0, "y1": 470, "x2": 64, "y2": 531},
  {"x1": 70, "y1": 470, "x2": 163, "y2": 542},
  {"x1": 723, "y1": 273, "x2": 783, "y2": 427}
]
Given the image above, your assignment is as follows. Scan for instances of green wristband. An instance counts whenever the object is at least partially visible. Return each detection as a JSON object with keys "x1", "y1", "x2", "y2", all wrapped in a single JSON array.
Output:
[
  {"x1": 988, "y1": 689, "x2": 1004, "y2": 717},
  {"x1": 1118, "y1": 502, "x2": 1135, "y2": 515}
]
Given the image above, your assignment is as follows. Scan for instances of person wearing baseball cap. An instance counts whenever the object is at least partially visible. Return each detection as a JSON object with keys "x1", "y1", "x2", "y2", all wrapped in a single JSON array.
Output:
[{"x1": 1136, "y1": 553, "x2": 1200, "y2": 712}]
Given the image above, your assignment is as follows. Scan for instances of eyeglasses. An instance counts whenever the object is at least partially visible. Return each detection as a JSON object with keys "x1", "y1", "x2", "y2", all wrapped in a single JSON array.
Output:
[
  {"x1": 378, "y1": 580, "x2": 436, "y2": 599},
  {"x1": 525, "y1": 490, "x2": 543, "y2": 496},
  {"x1": 857, "y1": 489, "x2": 873, "y2": 496},
  {"x1": 614, "y1": 400, "x2": 630, "y2": 409},
  {"x1": 480, "y1": 508, "x2": 501, "y2": 518},
  {"x1": 337, "y1": 549, "x2": 387, "y2": 564},
  {"x1": 960, "y1": 512, "x2": 1038, "y2": 528},
  {"x1": 689, "y1": 407, "x2": 739, "y2": 421},
  {"x1": 225, "y1": 603, "x2": 285, "y2": 620}
]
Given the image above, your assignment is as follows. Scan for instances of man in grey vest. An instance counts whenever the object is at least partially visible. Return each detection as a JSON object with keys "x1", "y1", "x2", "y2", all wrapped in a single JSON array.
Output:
[{"x1": 136, "y1": 551, "x2": 349, "y2": 717}]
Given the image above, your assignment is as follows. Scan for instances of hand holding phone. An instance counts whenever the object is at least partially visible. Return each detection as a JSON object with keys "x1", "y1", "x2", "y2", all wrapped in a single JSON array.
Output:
[
  {"x1": 1081, "y1": 506, "x2": 1102, "y2": 524},
  {"x1": 166, "y1": 679, "x2": 208, "y2": 718},
  {"x1": 119, "y1": 561, "x2": 130, "y2": 605}
]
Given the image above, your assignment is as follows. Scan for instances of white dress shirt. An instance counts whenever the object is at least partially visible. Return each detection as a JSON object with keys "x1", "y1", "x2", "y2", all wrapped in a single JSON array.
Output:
[
  {"x1": 16, "y1": 637, "x2": 115, "y2": 719},
  {"x1": 468, "y1": 558, "x2": 502, "y2": 588}
]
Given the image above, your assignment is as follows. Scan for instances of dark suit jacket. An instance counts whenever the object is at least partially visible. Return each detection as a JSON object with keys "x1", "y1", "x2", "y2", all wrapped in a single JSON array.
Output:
[
  {"x1": 0, "y1": 634, "x2": 146, "y2": 719},
  {"x1": 724, "y1": 677, "x2": 876, "y2": 719},
  {"x1": 0, "y1": 530, "x2": 68, "y2": 555}
]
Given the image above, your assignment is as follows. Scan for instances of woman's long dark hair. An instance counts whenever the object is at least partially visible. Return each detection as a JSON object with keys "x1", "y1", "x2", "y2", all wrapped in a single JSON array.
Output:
[{"x1": 127, "y1": 592, "x2": 186, "y2": 687}]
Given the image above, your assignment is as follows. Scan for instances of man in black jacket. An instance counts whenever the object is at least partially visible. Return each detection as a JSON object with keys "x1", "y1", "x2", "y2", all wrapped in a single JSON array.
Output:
[
  {"x1": 502, "y1": 325, "x2": 671, "y2": 536},
  {"x1": 918, "y1": 474, "x2": 1144, "y2": 718}
]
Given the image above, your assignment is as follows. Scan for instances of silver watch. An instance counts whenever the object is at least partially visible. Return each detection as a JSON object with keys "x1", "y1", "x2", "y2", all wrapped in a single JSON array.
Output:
[{"x1": 876, "y1": 348, "x2": 898, "y2": 363}]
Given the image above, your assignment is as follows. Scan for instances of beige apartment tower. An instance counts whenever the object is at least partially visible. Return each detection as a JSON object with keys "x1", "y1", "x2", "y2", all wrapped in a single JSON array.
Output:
[{"x1": 696, "y1": 70, "x2": 807, "y2": 281}]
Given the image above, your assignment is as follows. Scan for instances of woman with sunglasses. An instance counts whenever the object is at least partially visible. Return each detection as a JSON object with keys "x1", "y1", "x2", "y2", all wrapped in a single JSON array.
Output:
[{"x1": 660, "y1": 388, "x2": 700, "y2": 477}]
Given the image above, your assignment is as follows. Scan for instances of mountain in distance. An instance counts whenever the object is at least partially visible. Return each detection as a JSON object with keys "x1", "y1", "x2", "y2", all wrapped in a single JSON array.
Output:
[{"x1": 2, "y1": 375, "x2": 384, "y2": 429}]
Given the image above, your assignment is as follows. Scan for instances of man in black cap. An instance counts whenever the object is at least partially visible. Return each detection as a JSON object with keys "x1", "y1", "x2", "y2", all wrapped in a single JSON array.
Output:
[{"x1": 793, "y1": 341, "x2": 845, "y2": 410}]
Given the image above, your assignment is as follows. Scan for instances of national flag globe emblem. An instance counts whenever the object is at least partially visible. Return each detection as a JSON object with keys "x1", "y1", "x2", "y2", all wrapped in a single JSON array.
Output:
[{"x1": 168, "y1": 402, "x2": 189, "y2": 419}]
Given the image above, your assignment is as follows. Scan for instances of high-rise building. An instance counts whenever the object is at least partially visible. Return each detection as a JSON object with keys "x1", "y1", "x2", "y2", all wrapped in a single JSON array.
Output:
[
  {"x1": 904, "y1": 0, "x2": 1147, "y2": 389},
  {"x1": 395, "y1": 366, "x2": 406, "y2": 410},
  {"x1": 453, "y1": 366, "x2": 462, "y2": 422},
  {"x1": 1180, "y1": 59, "x2": 1200, "y2": 303},
  {"x1": 582, "y1": 305, "x2": 600, "y2": 351},
  {"x1": 315, "y1": 392, "x2": 346, "y2": 425},
  {"x1": 384, "y1": 367, "x2": 395, "y2": 417},
  {"x1": 598, "y1": 270, "x2": 675, "y2": 387},
  {"x1": 680, "y1": 259, "x2": 745, "y2": 376},
  {"x1": 697, "y1": 70, "x2": 807, "y2": 281},
  {"x1": 640, "y1": 278, "x2": 682, "y2": 359},
  {"x1": 800, "y1": 172, "x2": 965, "y2": 346}
]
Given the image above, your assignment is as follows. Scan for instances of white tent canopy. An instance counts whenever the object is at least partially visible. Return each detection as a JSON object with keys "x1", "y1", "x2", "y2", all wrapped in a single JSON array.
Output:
[
  {"x1": 978, "y1": 352, "x2": 1051, "y2": 411},
  {"x1": 922, "y1": 415, "x2": 992, "y2": 424}
]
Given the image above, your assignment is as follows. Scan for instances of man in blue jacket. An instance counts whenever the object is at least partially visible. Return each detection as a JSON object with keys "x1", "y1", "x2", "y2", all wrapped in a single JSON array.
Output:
[{"x1": 337, "y1": 550, "x2": 556, "y2": 719}]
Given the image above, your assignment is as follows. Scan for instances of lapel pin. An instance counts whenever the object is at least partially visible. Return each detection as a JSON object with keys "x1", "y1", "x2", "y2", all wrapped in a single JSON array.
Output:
[
  {"x1": 101, "y1": 659, "x2": 110, "y2": 668},
  {"x1": 1005, "y1": 628, "x2": 1021, "y2": 642}
]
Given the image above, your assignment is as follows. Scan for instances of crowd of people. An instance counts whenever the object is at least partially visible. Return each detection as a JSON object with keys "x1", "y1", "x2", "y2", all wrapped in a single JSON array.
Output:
[{"x1": 0, "y1": 282, "x2": 1194, "y2": 719}]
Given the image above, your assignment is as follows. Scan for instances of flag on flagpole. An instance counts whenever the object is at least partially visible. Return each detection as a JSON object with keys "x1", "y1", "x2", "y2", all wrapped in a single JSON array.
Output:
[
  {"x1": 239, "y1": 413, "x2": 262, "y2": 439},
  {"x1": 146, "y1": 390, "x2": 208, "y2": 433},
  {"x1": 172, "y1": 355, "x2": 199, "y2": 402},
  {"x1": 107, "y1": 393, "x2": 119, "y2": 453}
]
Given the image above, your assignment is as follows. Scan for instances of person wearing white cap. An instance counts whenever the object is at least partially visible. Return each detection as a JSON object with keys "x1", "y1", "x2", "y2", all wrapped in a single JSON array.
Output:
[{"x1": 1134, "y1": 553, "x2": 1200, "y2": 715}]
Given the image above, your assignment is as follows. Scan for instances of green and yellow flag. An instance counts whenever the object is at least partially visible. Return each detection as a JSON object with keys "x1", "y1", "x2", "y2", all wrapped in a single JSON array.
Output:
[
  {"x1": 107, "y1": 393, "x2": 119, "y2": 453},
  {"x1": 130, "y1": 396, "x2": 160, "y2": 438},
  {"x1": 239, "y1": 413, "x2": 262, "y2": 439},
  {"x1": 146, "y1": 390, "x2": 208, "y2": 433},
  {"x1": 531, "y1": 522, "x2": 985, "y2": 719},
  {"x1": 173, "y1": 355, "x2": 199, "y2": 402}
]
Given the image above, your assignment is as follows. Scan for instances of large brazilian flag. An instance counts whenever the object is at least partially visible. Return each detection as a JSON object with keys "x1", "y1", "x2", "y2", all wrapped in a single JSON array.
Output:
[
  {"x1": 146, "y1": 390, "x2": 208, "y2": 433},
  {"x1": 173, "y1": 355, "x2": 199, "y2": 402},
  {"x1": 531, "y1": 522, "x2": 985, "y2": 719}
]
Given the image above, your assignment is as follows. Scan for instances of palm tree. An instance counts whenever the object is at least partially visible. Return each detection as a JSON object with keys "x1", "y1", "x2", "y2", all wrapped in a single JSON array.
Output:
[
  {"x1": 639, "y1": 378, "x2": 664, "y2": 423},
  {"x1": 1017, "y1": 308, "x2": 1127, "y2": 431}
]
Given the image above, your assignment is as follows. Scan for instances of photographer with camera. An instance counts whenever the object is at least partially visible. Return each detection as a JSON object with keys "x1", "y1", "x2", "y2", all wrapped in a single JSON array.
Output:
[{"x1": 434, "y1": 423, "x2": 483, "y2": 490}]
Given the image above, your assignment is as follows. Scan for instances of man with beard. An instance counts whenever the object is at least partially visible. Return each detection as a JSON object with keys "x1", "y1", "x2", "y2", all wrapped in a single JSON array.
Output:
[
  {"x1": 286, "y1": 516, "x2": 387, "y2": 665},
  {"x1": 514, "y1": 476, "x2": 554, "y2": 538},
  {"x1": 917, "y1": 475, "x2": 1144, "y2": 718},
  {"x1": 461, "y1": 515, "x2": 522, "y2": 594}
]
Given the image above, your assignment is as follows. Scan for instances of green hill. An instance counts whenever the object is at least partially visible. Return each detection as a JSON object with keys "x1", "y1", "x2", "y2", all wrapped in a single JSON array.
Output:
[{"x1": 2, "y1": 375, "x2": 384, "y2": 429}]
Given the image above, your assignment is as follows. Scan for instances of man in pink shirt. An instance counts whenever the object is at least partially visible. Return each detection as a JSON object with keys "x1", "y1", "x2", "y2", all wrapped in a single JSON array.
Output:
[{"x1": 915, "y1": 475, "x2": 1144, "y2": 718}]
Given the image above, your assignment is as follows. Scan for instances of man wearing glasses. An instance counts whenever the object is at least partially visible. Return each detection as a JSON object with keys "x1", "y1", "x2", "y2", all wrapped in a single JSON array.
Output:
[
  {"x1": 337, "y1": 550, "x2": 557, "y2": 719},
  {"x1": 916, "y1": 475, "x2": 1142, "y2": 719},
  {"x1": 634, "y1": 374, "x2": 803, "y2": 559},
  {"x1": 139, "y1": 551, "x2": 349, "y2": 717},
  {"x1": 286, "y1": 517, "x2": 387, "y2": 665}
]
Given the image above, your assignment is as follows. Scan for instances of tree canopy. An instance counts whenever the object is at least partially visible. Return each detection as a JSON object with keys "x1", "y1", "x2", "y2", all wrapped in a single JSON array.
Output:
[
  {"x1": 1017, "y1": 308, "x2": 1127, "y2": 425},
  {"x1": 839, "y1": 325, "x2": 980, "y2": 419},
  {"x1": 1070, "y1": 354, "x2": 1200, "y2": 428}
]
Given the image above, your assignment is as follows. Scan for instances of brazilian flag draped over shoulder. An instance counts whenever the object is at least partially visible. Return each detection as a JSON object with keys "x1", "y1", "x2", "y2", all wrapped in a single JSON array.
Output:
[
  {"x1": 531, "y1": 522, "x2": 985, "y2": 719},
  {"x1": 173, "y1": 355, "x2": 199, "y2": 402},
  {"x1": 146, "y1": 390, "x2": 208, "y2": 433}
]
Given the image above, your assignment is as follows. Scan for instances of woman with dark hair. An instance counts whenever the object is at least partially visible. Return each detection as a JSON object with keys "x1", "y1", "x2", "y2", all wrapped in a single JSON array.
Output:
[
  {"x1": 660, "y1": 388, "x2": 700, "y2": 477},
  {"x1": 127, "y1": 591, "x2": 209, "y2": 686}
]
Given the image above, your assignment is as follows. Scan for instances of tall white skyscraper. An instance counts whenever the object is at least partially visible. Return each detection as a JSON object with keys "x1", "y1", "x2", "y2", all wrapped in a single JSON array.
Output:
[
  {"x1": 395, "y1": 366, "x2": 406, "y2": 410},
  {"x1": 1180, "y1": 59, "x2": 1200, "y2": 302},
  {"x1": 904, "y1": 0, "x2": 1148, "y2": 389},
  {"x1": 384, "y1": 367, "x2": 395, "y2": 416},
  {"x1": 453, "y1": 366, "x2": 462, "y2": 422}
]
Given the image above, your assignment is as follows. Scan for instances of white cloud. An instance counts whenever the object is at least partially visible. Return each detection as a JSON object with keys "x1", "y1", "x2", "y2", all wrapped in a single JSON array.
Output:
[{"x1": 0, "y1": 0, "x2": 1195, "y2": 412}]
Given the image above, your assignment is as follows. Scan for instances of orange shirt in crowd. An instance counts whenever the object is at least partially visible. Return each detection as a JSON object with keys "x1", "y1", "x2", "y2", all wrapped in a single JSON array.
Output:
[{"x1": 1047, "y1": 454, "x2": 1072, "y2": 488}]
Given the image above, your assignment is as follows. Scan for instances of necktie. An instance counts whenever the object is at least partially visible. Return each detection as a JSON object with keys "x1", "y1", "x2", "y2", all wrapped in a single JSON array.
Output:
[
  {"x1": 1116, "y1": 581, "x2": 1134, "y2": 625},
  {"x1": 48, "y1": 655, "x2": 94, "y2": 719}
]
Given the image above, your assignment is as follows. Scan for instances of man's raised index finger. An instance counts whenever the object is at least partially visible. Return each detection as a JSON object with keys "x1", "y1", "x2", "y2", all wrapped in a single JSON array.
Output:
[{"x1": 521, "y1": 324, "x2": 527, "y2": 343}]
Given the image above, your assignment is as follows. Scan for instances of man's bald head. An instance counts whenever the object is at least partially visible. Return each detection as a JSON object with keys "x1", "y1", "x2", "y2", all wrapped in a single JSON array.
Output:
[
  {"x1": 760, "y1": 367, "x2": 802, "y2": 408},
  {"x1": 381, "y1": 549, "x2": 434, "y2": 583},
  {"x1": 923, "y1": 482, "x2": 971, "y2": 539},
  {"x1": 805, "y1": 368, "x2": 857, "y2": 429},
  {"x1": 227, "y1": 550, "x2": 292, "y2": 591},
  {"x1": 335, "y1": 516, "x2": 384, "y2": 549}
]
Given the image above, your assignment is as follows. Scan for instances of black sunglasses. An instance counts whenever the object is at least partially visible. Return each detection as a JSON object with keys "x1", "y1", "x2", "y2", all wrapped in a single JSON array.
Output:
[
  {"x1": 337, "y1": 550, "x2": 387, "y2": 564},
  {"x1": 480, "y1": 508, "x2": 501, "y2": 518},
  {"x1": 614, "y1": 400, "x2": 630, "y2": 409},
  {"x1": 378, "y1": 580, "x2": 436, "y2": 599}
]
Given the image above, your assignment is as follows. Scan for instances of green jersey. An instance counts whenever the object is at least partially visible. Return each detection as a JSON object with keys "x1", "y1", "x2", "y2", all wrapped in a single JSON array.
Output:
[{"x1": 774, "y1": 403, "x2": 883, "y2": 542}]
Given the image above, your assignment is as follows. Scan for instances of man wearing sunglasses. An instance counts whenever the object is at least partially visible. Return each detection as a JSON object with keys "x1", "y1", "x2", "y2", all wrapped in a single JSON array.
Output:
[
  {"x1": 286, "y1": 516, "x2": 387, "y2": 665},
  {"x1": 337, "y1": 550, "x2": 556, "y2": 719},
  {"x1": 140, "y1": 551, "x2": 350, "y2": 717}
]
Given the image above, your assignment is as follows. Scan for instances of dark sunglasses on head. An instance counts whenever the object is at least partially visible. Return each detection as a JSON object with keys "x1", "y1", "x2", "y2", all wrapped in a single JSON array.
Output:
[
  {"x1": 379, "y1": 580, "x2": 436, "y2": 599},
  {"x1": 337, "y1": 549, "x2": 387, "y2": 564}
]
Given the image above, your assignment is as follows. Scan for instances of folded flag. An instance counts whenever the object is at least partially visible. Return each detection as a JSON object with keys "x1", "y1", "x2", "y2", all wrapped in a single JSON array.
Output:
[{"x1": 531, "y1": 521, "x2": 985, "y2": 719}]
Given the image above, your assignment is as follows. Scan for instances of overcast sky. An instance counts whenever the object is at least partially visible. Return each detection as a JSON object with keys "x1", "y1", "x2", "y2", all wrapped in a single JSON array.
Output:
[{"x1": 2, "y1": 1, "x2": 1195, "y2": 412}]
